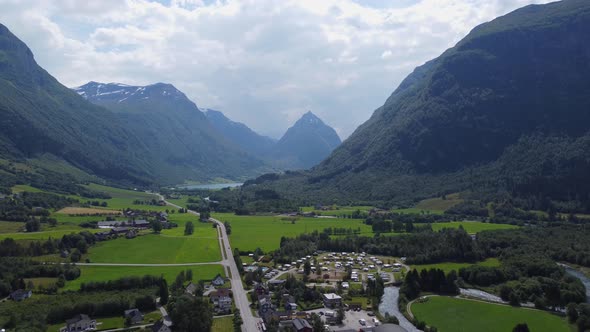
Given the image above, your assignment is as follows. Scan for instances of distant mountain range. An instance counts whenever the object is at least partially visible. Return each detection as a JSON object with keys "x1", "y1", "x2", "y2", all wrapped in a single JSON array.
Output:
[
  {"x1": 245, "y1": 0, "x2": 590, "y2": 209},
  {"x1": 205, "y1": 109, "x2": 341, "y2": 169}
]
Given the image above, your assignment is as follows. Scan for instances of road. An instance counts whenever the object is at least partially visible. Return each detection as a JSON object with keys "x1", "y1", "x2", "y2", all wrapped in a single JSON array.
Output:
[{"x1": 162, "y1": 196, "x2": 260, "y2": 332}]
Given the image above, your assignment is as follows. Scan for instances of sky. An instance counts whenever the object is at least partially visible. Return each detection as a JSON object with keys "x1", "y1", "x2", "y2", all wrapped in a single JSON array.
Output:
[{"x1": 0, "y1": 0, "x2": 552, "y2": 139}]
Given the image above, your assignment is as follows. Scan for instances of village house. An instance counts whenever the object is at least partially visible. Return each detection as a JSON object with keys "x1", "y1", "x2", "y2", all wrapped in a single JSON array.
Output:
[
  {"x1": 124, "y1": 308, "x2": 143, "y2": 325},
  {"x1": 211, "y1": 274, "x2": 225, "y2": 287},
  {"x1": 9, "y1": 289, "x2": 31, "y2": 301},
  {"x1": 185, "y1": 282, "x2": 199, "y2": 295},
  {"x1": 210, "y1": 288, "x2": 233, "y2": 314},
  {"x1": 60, "y1": 314, "x2": 96, "y2": 332},
  {"x1": 151, "y1": 320, "x2": 172, "y2": 332},
  {"x1": 283, "y1": 295, "x2": 297, "y2": 311},
  {"x1": 322, "y1": 293, "x2": 342, "y2": 308},
  {"x1": 292, "y1": 318, "x2": 313, "y2": 332}
]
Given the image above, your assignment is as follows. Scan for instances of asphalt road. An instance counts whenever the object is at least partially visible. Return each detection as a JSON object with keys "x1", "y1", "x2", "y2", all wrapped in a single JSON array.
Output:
[{"x1": 162, "y1": 195, "x2": 261, "y2": 332}]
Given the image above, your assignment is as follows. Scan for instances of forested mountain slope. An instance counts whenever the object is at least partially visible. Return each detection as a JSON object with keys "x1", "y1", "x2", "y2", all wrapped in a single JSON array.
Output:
[
  {"x1": 0, "y1": 23, "x2": 265, "y2": 190},
  {"x1": 244, "y1": 0, "x2": 590, "y2": 210}
]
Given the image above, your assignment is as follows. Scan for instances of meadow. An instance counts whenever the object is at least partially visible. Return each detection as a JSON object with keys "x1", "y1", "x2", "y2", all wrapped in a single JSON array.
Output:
[
  {"x1": 431, "y1": 221, "x2": 519, "y2": 234},
  {"x1": 212, "y1": 316, "x2": 233, "y2": 332},
  {"x1": 411, "y1": 296, "x2": 570, "y2": 332},
  {"x1": 300, "y1": 205, "x2": 374, "y2": 217},
  {"x1": 63, "y1": 264, "x2": 224, "y2": 291},
  {"x1": 412, "y1": 258, "x2": 500, "y2": 274},
  {"x1": 87, "y1": 233, "x2": 221, "y2": 264},
  {"x1": 212, "y1": 213, "x2": 373, "y2": 252}
]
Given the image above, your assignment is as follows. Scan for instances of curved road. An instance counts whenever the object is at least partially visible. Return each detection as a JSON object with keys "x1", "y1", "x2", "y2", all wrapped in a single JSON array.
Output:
[{"x1": 162, "y1": 196, "x2": 260, "y2": 332}]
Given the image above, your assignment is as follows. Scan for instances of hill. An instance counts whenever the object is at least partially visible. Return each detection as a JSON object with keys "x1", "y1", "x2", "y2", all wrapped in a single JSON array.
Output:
[
  {"x1": 242, "y1": 0, "x2": 590, "y2": 211},
  {"x1": 272, "y1": 111, "x2": 341, "y2": 169},
  {"x1": 74, "y1": 82, "x2": 267, "y2": 183},
  {"x1": 0, "y1": 23, "x2": 264, "y2": 192},
  {"x1": 204, "y1": 109, "x2": 276, "y2": 157}
]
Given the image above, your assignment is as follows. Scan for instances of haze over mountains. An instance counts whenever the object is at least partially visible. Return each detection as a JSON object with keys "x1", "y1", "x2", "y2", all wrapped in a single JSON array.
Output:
[{"x1": 246, "y1": 0, "x2": 590, "y2": 208}]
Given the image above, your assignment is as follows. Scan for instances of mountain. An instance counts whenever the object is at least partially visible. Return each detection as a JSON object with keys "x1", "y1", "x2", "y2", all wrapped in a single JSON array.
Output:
[
  {"x1": 272, "y1": 111, "x2": 341, "y2": 169},
  {"x1": 244, "y1": 0, "x2": 590, "y2": 209},
  {"x1": 204, "y1": 109, "x2": 276, "y2": 156},
  {"x1": 0, "y1": 23, "x2": 264, "y2": 190},
  {"x1": 73, "y1": 81, "x2": 267, "y2": 183}
]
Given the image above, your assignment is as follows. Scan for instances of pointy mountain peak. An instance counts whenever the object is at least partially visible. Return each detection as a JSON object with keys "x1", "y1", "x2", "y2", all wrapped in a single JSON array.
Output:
[{"x1": 297, "y1": 111, "x2": 323, "y2": 126}]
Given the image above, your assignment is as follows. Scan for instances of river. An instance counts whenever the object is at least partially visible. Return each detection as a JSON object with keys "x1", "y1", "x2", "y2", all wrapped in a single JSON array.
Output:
[
  {"x1": 563, "y1": 264, "x2": 590, "y2": 303},
  {"x1": 378, "y1": 287, "x2": 422, "y2": 332},
  {"x1": 176, "y1": 182, "x2": 243, "y2": 190}
]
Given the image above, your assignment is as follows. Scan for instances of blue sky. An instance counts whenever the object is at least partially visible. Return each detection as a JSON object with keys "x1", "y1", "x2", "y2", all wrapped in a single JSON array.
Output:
[{"x1": 0, "y1": 0, "x2": 551, "y2": 138}]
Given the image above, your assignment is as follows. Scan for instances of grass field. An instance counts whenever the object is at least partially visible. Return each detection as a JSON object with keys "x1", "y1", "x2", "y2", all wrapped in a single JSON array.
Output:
[
  {"x1": 212, "y1": 316, "x2": 233, "y2": 332},
  {"x1": 213, "y1": 213, "x2": 372, "y2": 252},
  {"x1": 161, "y1": 213, "x2": 218, "y2": 238},
  {"x1": 87, "y1": 233, "x2": 220, "y2": 264},
  {"x1": 63, "y1": 264, "x2": 224, "y2": 291},
  {"x1": 411, "y1": 296, "x2": 570, "y2": 332},
  {"x1": 0, "y1": 227, "x2": 103, "y2": 241},
  {"x1": 0, "y1": 221, "x2": 24, "y2": 233},
  {"x1": 300, "y1": 205, "x2": 374, "y2": 217},
  {"x1": 412, "y1": 258, "x2": 500, "y2": 274},
  {"x1": 46, "y1": 316, "x2": 124, "y2": 332},
  {"x1": 432, "y1": 221, "x2": 518, "y2": 234},
  {"x1": 56, "y1": 207, "x2": 121, "y2": 215}
]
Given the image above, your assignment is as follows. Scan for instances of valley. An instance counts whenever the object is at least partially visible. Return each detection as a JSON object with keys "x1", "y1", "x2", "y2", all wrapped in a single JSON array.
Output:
[{"x1": 1, "y1": 0, "x2": 590, "y2": 332}]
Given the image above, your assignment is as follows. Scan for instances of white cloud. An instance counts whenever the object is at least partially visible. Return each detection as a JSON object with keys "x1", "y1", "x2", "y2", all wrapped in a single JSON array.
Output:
[{"x1": 0, "y1": 0, "x2": 553, "y2": 138}]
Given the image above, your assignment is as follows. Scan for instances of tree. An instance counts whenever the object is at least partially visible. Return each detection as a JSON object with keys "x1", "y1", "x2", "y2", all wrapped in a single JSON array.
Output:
[
  {"x1": 225, "y1": 221, "x2": 232, "y2": 235},
  {"x1": 186, "y1": 269, "x2": 193, "y2": 281},
  {"x1": 336, "y1": 307, "x2": 345, "y2": 325},
  {"x1": 304, "y1": 260, "x2": 311, "y2": 276},
  {"x1": 512, "y1": 323, "x2": 529, "y2": 332},
  {"x1": 233, "y1": 309, "x2": 243, "y2": 332},
  {"x1": 159, "y1": 279, "x2": 169, "y2": 305},
  {"x1": 567, "y1": 303, "x2": 579, "y2": 323},
  {"x1": 184, "y1": 221, "x2": 194, "y2": 235},
  {"x1": 152, "y1": 221, "x2": 163, "y2": 233},
  {"x1": 168, "y1": 294, "x2": 213, "y2": 332}
]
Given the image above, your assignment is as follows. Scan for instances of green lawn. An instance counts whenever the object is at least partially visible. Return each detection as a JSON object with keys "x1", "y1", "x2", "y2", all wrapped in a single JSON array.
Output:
[
  {"x1": 0, "y1": 227, "x2": 103, "y2": 241},
  {"x1": 212, "y1": 316, "x2": 234, "y2": 332},
  {"x1": 431, "y1": 221, "x2": 518, "y2": 234},
  {"x1": 411, "y1": 296, "x2": 570, "y2": 332},
  {"x1": 0, "y1": 221, "x2": 24, "y2": 233},
  {"x1": 412, "y1": 258, "x2": 500, "y2": 274},
  {"x1": 87, "y1": 233, "x2": 220, "y2": 264},
  {"x1": 161, "y1": 213, "x2": 218, "y2": 238},
  {"x1": 213, "y1": 213, "x2": 372, "y2": 252},
  {"x1": 46, "y1": 316, "x2": 125, "y2": 332},
  {"x1": 64, "y1": 264, "x2": 225, "y2": 291},
  {"x1": 300, "y1": 205, "x2": 374, "y2": 217}
]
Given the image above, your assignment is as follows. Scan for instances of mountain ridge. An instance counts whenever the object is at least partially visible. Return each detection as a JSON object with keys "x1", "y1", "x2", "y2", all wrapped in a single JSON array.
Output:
[{"x1": 242, "y1": 0, "x2": 590, "y2": 210}]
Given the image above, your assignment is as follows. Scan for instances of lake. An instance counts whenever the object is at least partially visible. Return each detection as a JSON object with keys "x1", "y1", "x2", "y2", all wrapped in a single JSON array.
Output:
[{"x1": 177, "y1": 182, "x2": 243, "y2": 190}]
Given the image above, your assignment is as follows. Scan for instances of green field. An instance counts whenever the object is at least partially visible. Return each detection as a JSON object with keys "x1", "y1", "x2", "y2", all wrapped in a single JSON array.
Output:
[
  {"x1": 0, "y1": 227, "x2": 103, "y2": 241},
  {"x1": 432, "y1": 221, "x2": 518, "y2": 234},
  {"x1": 88, "y1": 233, "x2": 220, "y2": 264},
  {"x1": 212, "y1": 316, "x2": 233, "y2": 332},
  {"x1": 64, "y1": 264, "x2": 224, "y2": 291},
  {"x1": 46, "y1": 316, "x2": 125, "y2": 332},
  {"x1": 213, "y1": 213, "x2": 372, "y2": 252},
  {"x1": 411, "y1": 296, "x2": 570, "y2": 332},
  {"x1": 412, "y1": 258, "x2": 500, "y2": 274},
  {"x1": 0, "y1": 221, "x2": 24, "y2": 233},
  {"x1": 300, "y1": 205, "x2": 374, "y2": 217},
  {"x1": 161, "y1": 213, "x2": 218, "y2": 238}
]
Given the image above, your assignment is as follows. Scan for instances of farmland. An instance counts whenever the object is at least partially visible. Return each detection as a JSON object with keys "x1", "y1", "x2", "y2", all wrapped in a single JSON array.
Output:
[
  {"x1": 411, "y1": 296, "x2": 570, "y2": 332},
  {"x1": 212, "y1": 213, "x2": 372, "y2": 252},
  {"x1": 412, "y1": 258, "x2": 500, "y2": 274},
  {"x1": 431, "y1": 221, "x2": 518, "y2": 234},
  {"x1": 64, "y1": 264, "x2": 225, "y2": 291},
  {"x1": 87, "y1": 234, "x2": 221, "y2": 264}
]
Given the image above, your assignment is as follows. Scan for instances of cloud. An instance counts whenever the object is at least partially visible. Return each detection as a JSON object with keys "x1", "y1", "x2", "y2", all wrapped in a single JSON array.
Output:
[{"x1": 0, "y1": 0, "x2": 552, "y2": 138}]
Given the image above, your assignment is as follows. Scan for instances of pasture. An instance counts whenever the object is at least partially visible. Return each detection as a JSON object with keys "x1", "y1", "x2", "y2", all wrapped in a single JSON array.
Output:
[
  {"x1": 87, "y1": 233, "x2": 221, "y2": 264},
  {"x1": 212, "y1": 213, "x2": 372, "y2": 252},
  {"x1": 63, "y1": 264, "x2": 224, "y2": 291},
  {"x1": 411, "y1": 296, "x2": 570, "y2": 332},
  {"x1": 212, "y1": 316, "x2": 234, "y2": 332},
  {"x1": 300, "y1": 205, "x2": 374, "y2": 217},
  {"x1": 431, "y1": 221, "x2": 518, "y2": 234},
  {"x1": 412, "y1": 258, "x2": 500, "y2": 274}
]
